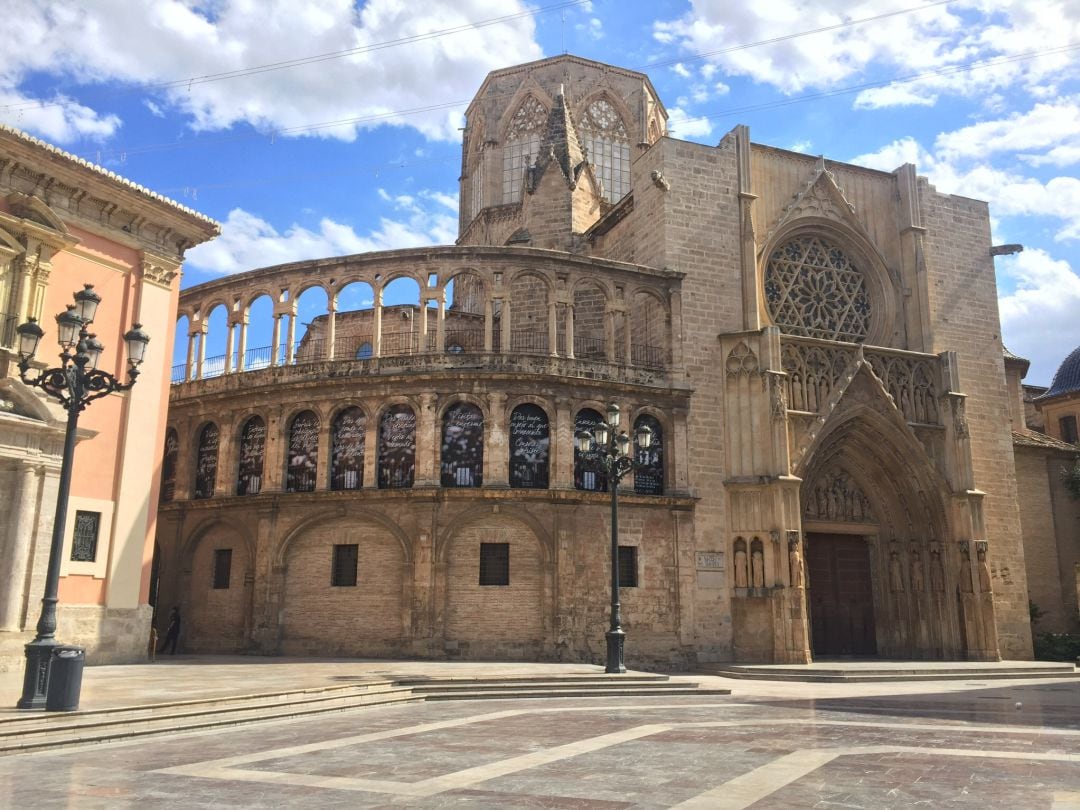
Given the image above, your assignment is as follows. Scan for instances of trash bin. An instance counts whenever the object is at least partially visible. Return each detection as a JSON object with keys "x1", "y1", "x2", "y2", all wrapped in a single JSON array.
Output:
[{"x1": 45, "y1": 645, "x2": 85, "y2": 712}]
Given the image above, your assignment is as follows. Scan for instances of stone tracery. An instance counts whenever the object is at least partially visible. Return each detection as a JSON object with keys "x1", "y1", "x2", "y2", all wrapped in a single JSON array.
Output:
[{"x1": 765, "y1": 235, "x2": 871, "y2": 342}]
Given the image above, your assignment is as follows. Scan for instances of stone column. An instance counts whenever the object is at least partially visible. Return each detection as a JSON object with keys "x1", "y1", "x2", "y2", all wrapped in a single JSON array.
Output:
[
  {"x1": 224, "y1": 322, "x2": 236, "y2": 374},
  {"x1": 285, "y1": 314, "x2": 297, "y2": 365},
  {"x1": 373, "y1": 288, "x2": 384, "y2": 358},
  {"x1": 270, "y1": 315, "x2": 281, "y2": 367},
  {"x1": 326, "y1": 300, "x2": 337, "y2": 361},
  {"x1": 554, "y1": 397, "x2": 574, "y2": 488},
  {"x1": 485, "y1": 392, "x2": 508, "y2": 487},
  {"x1": 622, "y1": 311, "x2": 632, "y2": 366},
  {"x1": 316, "y1": 414, "x2": 332, "y2": 491},
  {"x1": 236, "y1": 316, "x2": 249, "y2": 372},
  {"x1": 196, "y1": 324, "x2": 208, "y2": 379},
  {"x1": 185, "y1": 331, "x2": 196, "y2": 381},
  {"x1": 483, "y1": 297, "x2": 493, "y2": 352},
  {"x1": 419, "y1": 299, "x2": 430, "y2": 352},
  {"x1": 548, "y1": 299, "x2": 558, "y2": 357},
  {"x1": 416, "y1": 394, "x2": 437, "y2": 485},
  {"x1": 605, "y1": 309, "x2": 616, "y2": 362},
  {"x1": 500, "y1": 298, "x2": 511, "y2": 353},
  {"x1": 0, "y1": 464, "x2": 39, "y2": 631},
  {"x1": 669, "y1": 289, "x2": 684, "y2": 375},
  {"x1": 672, "y1": 406, "x2": 690, "y2": 495},
  {"x1": 363, "y1": 409, "x2": 378, "y2": 489},
  {"x1": 436, "y1": 295, "x2": 446, "y2": 354},
  {"x1": 565, "y1": 303, "x2": 575, "y2": 359}
]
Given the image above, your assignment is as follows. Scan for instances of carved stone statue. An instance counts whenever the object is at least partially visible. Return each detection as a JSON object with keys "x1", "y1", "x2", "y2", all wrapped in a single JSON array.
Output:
[
  {"x1": 910, "y1": 549, "x2": 925, "y2": 593},
  {"x1": 789, "y1": 544, "x2": 805, "y2": 589},
  {"x1": 977, "y1": 546, "x2": 992, "y2": 593},
  {"x1": 751, "y1": 549, "x2": 765, "y2": 588},
  {"x1": 959, "y1": 547, "x2": 974, "y2": 593},
  {"x1": 889, "y1": 549, "x2": 905, "y2": 592},
  {"x1": 930, "y1": 548, "x2": 945, "y2": 593},
  {"x1": 734, "y1": 548, "x2": 748, "y2": 589}
]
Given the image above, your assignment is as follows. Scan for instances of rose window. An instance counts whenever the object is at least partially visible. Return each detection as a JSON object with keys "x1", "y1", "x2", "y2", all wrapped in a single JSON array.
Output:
[{"x1": 764, "y1": 236, "x2": 871, "y2": 342}]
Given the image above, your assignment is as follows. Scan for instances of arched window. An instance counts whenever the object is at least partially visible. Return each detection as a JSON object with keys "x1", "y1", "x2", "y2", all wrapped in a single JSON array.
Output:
[
  {"x1": 160, "y1": 428, "x2": 178, "y2": 503},
  {"x1": 503, "y1": 95, "x2": 547, "y2": 203},
  {"x1": 356, "y1": 341, "x2": 373, "y2": 360},
  {"x1": 633, "y1": 414, "x2": 663, "y2": 495},
  {"x1": 441, "y1": 402, "x2": 484, "y2": 487},
  {"x1": 574, "y1": 408, "x2": 607, "y2": 492},
  {"x1": 509, "y1": 404, "x2": 549, "y2": 489},
  {"x1": 286, "y1": 411, "x2": 319, "y2": 493},
  {"x1": 236, "y1": 416, "x2": 266, "y2": 496},
  {"x1": 579, "y1": 98, "x2": 631, "y2": 202},
  {"x1": 378, "y1": 404, "x2": 416, "y2": 489},
  {"x1": 194, "y1": 423, "x2": 219, "y2": 499},
  {"x1": 331, "y1": 406, "x2": 366, "y2": 490},
  {"x1": 764, "y1": 235, "x2": 871, "y2": 342}
]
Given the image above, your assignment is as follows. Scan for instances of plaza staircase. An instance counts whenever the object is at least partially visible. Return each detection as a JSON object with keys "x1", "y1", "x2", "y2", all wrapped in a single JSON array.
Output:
[
  {"x1": 700, "y1": 661, "x2": 1080, "y2": 683},
  {"x1": 0, "y1": 673, "x2": 729, "y2": 756}
]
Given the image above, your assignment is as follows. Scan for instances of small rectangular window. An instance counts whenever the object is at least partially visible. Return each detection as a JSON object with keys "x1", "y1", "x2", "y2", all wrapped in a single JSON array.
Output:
[
  {"x1": 479, "y1": 543, "x2": 509, "y2": 586},
  {"x1": 618, "y1": 545, "x2": 638, "y2": 588},
  {"x1": 332, "y1": 544, "x2": 359, "y2": 587},
  {"x1": 70, "y1": 511, "x2": 100, "y2": 562},
  {"x1": 1061, "y1": 415, "x2": 1078, "y2": 445},
  {"x1": 212, "y1": 549, "x2": 232, "y2": 589}
]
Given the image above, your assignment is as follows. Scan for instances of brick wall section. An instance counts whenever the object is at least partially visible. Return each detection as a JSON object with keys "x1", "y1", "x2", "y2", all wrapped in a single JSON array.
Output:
[
  {"x1": 280, "y1": 518, "x2": 405, "y2": 654},
  {"x1": 187, "y1": 526, "x2": 250, "y2": 652},
  {"x1": 920, "y1": 182, "x2": 1033, "y2": 657},
  {"x1": 444, "y1": 516, "x2": 545, "y2": 656},
  {"x1": 1014, "y1": 448, "x2": 1068, "y2": 632}
]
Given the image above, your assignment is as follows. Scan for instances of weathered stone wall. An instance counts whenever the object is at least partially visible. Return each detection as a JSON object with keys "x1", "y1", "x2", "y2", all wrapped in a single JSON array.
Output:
[{"x1": 920, "y1": 182, "x2": 1033, "y2": 658}]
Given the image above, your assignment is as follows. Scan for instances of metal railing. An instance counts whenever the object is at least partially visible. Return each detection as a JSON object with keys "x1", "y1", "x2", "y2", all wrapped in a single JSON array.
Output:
[{"x1": 172, "y1": 332, "x2": 672, "y2": 384}]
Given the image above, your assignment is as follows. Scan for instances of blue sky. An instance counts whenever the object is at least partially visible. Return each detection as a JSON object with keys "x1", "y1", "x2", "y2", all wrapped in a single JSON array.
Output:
[{"x1": 3, "y1": 0, "x2": 1079, "y2": 384}]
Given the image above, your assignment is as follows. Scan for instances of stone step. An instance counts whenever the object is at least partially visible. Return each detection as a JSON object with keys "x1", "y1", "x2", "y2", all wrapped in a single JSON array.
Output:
[
  {"x1": 702, "y1": 663, "x2": 1080, "y2": 683},
  {"x1": 0, "y1": 687, "x2": 421, "y2": 755},
  {"x1": 395, "y1": 674, "x2": 672, "y2": 685},
  {"x1": 422, "y1": 685, "x2": 732, "y2": 701},
  {"x1": 0, "y1": 675, "x2": 726, "y2": 756}
]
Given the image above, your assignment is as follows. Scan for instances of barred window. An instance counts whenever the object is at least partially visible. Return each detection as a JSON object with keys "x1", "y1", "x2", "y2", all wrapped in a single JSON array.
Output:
[
  {"x1": 509, "y1": 404, "x2": 549, "y2": 489},
  {"x1": 194, "y1": 422, "x2": 219, "y2": 499},
  {"x1": 579, "y1": 98, "x2": 630, "y2": 202},
  {"x1": 479, "y1": 542, "x2": 509, "y2": 586},
  {"x1": 633, "y1": 415, "x2": 663, "y2": 495},
  {"x1": 161, "y1": 428, "x2": 178, "y2": 503},
  {"x1": 236, "y1": 416, "x2": 266, "y2": 496},
  {"x1": 441, "y1": 402, "x2": 484, "y2": 488},
  {"x1": 212, "y1": 549, "x2": 232, "y2": 590},
  {"x1": 331, "y1": 407, "x2": 366, "y2": 490},
  {"x1": 764, "y1": 236, "x2": 871, "y2": 342},
  {"x1": 618, "y1": 545, "x2": 638, "y2": 588},
  {"x1": 503, "y1": 96, "x2": 547, "y2": 204},
  {"x1": 286, "y1": 411, "x2": 319, "y2": 493},
  {"x1": 70, "y1": 511, "x2": 100, "y2": 563},
  {"x1": 331, "y1": 544, "x2": 359, "y2": 587}
]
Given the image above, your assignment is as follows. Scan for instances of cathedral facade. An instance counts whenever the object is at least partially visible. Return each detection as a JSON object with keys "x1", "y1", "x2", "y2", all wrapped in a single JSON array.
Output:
[{"x1": 155, "y1": 55, "x2": 1031, "y2": 665}]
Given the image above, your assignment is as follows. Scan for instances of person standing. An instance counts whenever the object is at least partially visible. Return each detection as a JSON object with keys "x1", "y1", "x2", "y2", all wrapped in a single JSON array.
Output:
[{"x1": 159, "y1": 606, "x2": 181, "y2": 654}]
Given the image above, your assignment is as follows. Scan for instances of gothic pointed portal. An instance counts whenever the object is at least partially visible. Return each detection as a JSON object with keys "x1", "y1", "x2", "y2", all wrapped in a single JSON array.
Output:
[{"x1": 797, "y1": 363, "x2": 974, "y2": 660}]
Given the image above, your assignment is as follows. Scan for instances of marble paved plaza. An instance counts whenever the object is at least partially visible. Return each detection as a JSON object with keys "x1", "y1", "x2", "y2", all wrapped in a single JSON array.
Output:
[{"x1": 1, "y1": 674, "x2": 1079, "y2": 808}]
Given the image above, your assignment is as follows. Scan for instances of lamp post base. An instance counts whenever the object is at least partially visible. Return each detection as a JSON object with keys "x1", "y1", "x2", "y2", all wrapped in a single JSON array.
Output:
[
  {"x1": 17, "y1": 640, "x2": 58, "y2": 710},
  {"x1": 605, "y1": 628, "x2": 626, "y2": 674}
]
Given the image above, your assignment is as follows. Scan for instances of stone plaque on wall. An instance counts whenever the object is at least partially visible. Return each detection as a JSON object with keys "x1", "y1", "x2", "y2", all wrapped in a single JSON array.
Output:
[{"x1": 696, "y1": 551, "x2": 725, "y2": 570}]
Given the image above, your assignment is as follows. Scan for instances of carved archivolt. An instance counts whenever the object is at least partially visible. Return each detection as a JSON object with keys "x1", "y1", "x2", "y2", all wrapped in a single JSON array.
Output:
[
  {"x1": 764, "y1": 235, "x2": 871, "y2": 342},
  {"x1": 781, "y1": 341, "x2": 851, "y2": 412},
  {"x1": 867, "y1": 353, "x2": 939, "y2": 425},
  {"x1": 804, "y1": 469, "x2": 875, "y2": 523}
]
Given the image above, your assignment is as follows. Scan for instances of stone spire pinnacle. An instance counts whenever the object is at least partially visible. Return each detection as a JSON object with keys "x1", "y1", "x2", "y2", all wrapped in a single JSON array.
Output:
[{"x1": 528, "y1": 85, "x2": 587, "y2": 192}]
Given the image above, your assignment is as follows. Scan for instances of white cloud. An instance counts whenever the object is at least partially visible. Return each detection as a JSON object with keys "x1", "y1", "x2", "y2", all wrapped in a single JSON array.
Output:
[
  {"x1": 0, "y1": 0, "x2": 543, "y2": 143},
  {"x1": 997, "y1": 248, "x2": 1080, "y2": 384},
  {"x1": 666, "y1": 107, "x2": 714, "y2": 139},
  {"x1": 186, "y1": 190, "x2": 458, "y2": 275},
  {"x1": 0, "y1": 88, "x2": 120, "y2": 142},
  {"x1": 933, "y1": 98, "x2": 1080, "y2": 163},
  {"x1": 653, "y1": 1, "x2": 1080, "y2": 102}
]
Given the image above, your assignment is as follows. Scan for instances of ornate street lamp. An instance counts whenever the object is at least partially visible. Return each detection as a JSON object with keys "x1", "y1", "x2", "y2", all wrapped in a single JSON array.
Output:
[
  {"x1": 14, "y1": 285, "x2": 149, "y2": 710},
  {"x1": 575, "y1": 402, "x2": 653, "y2": 674}
]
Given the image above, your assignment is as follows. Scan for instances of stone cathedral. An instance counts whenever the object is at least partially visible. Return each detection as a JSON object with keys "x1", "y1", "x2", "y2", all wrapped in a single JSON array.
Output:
[{"x1": 155, "y1": 54, "x2": 1052, "y2": 666}]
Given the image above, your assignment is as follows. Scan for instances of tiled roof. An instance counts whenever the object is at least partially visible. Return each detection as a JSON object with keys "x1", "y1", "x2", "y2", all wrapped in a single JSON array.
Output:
[
  {"x1": 1038, "y1": 345, "x2": 1080, "y2": 400},
  {"x1": 1012, "y1": 430, "x2": 1079, "y2": 452},
  {"x1": 0, "y1": 124, "x2": 218, "y2": 228}
]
